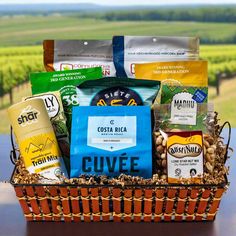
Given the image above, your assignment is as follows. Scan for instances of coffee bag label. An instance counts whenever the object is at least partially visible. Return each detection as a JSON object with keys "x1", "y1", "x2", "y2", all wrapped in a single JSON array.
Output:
[
  {"x1": 170, "y1": 92, "x2": 197, "y2": 125},
  {"x1": 167, "y1": 131, "x2": 204, "y2": 183},
  {"x1": 87, "y1": 116, "x2": 136, "y2": 152}
]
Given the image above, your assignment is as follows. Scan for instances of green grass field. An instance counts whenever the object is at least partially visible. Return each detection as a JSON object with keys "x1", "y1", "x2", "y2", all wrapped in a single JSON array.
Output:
[{"x1": 0, "y1": 15, "x2": 236, "y2": 46}]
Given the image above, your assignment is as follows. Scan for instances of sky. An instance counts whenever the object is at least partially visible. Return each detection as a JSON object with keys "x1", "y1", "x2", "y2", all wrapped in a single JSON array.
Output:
[{"x1": 0, "y1": 0, "x2": 236, "y2": 5}]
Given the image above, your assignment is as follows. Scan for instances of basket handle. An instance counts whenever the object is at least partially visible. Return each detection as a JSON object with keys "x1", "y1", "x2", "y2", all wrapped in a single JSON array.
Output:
[
  {"x1": 10, "y1": 126, "x2": 18, "y2": 165},
  {"x1": 219, "y1": 121, "x2": 231, "y2": 163}
]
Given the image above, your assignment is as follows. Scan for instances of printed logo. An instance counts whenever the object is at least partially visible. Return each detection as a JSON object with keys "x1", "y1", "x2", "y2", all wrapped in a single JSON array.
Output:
[
  {"x1": 26, "y1": 94, "x2": 60, "y2": 119},
  {"x1": 175, "y1": 168, "x2": 181, "y2": 176},
  {"x1": 87, "y1": 116, "x2": 137, "y2": 152},
  {"x1": 167, "y1": 143, "x2": 202, "y2": 158},
  {"x1": 54, "y1": 168, "x2": 62, "y2": 177},
  {"x1": 42, "y1": 94, "x2": 59, "y2": 118},
  {"x1": 90, "y1": 86, "x2": 143, "y2": 106},
  {"x1": 170, "y1": 92, "x2": 197, "y2": 125},
  {"x1": 60, "y1": 85, "x2": 79, "y2": 112},
  {"x1": 58, "y1": 63, "x2": 112, "y2": 76},
  {"x1": 60, "y1": 63, "x2": 73, "y2": 71},
  {"x1": 17, "y1": 105, "x2": 40, "y2": 127},
  {"x1": 190, "y1": 168, "x2": 197, "y2": 177},
  {"x1": 172, "y1": 92, "x2": 196, "y2": 110},
  {"x1": 192, "y1": 89, "x2": 207, "y2": 103}
]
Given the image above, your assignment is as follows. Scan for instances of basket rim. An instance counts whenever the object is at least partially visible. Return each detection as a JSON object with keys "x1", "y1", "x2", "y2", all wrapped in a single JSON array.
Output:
[{"x1": 10, "y1": 166, "x2": 229, "y2": 189}]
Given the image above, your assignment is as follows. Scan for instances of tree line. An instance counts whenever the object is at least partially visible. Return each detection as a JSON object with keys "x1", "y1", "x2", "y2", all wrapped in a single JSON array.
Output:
[{"x1": 96, "y1": 7, "x2": 236, "y2": 23}]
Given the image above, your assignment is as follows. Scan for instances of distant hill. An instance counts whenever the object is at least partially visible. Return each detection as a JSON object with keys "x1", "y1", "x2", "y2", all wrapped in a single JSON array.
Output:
[{"x1": 0, "y1": 3, "x2": 236, "y2": 24}]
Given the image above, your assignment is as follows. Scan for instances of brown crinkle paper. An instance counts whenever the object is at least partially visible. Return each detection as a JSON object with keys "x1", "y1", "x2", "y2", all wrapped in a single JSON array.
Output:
[{"x1": 13, "y1": 112, "x2": 232, "y2": 186}]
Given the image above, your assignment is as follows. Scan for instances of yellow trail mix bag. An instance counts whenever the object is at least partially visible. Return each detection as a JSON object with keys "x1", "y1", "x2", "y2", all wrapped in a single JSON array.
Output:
[{"x1": 8, "y1": 99, "x2": 68, "y2": 182}]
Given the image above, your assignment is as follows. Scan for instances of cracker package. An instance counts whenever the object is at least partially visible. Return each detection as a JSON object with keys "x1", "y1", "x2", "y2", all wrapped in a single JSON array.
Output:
[
  {"x1": 30, "y1": 67, "x2": 102, "y2": 132},
  {"x1": 113, "y1": 36, "x2": 199, "y2": 78},
  {"x1": 70, "y1": 106, "x2": 152, "y2": 178},
  {"x1": 76, "y1": 77, "x2": 160, "y2": 106},
  {"x1": 25, "y1": 91, "x2": 70, "y2": 170},
  {"x1": 44, "y1": 40, "x2": 116, "y2": 77}
]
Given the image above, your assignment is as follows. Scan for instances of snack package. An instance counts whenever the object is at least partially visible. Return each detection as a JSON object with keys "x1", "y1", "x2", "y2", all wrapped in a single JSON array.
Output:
[
  {"x1": 44, "y1": 40, "x2": 116, "y2": 77},
  {"x1": 158, "y1": 130, "x2": 204, "y2": 184},
  {"x1": 135, "y1": 60, "x2": 207, "y2": 87},
  {"x1": 113, "y1": 36, "x2": 199, "y2": 78},
  {"x1": 25, "y1": 92, "x2": 70, "y2": 171},
  {"x1": 70, "y1": 106, "x2": 152, "y2": 178},
  {"x1": 153, "y1": 103, "x2": 215, "y2": 133},
  {"x1": 30, "y1": 67, "x2": 103, "y2": 132},
  {"x1": 8, "y1": 99, "x2": 68, "y2": 182},
  {"x1": 76, "y1": 77, "x2": 160, "y2": 106},
  {"x1": 160, "y1": 85, "x2": 208, "y2": 121}
]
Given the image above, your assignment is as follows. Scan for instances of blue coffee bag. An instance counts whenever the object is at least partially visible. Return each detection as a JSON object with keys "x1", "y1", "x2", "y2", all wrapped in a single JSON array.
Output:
[{"x1": 70, "y1": 106, "x2": 152, "y2": 178}]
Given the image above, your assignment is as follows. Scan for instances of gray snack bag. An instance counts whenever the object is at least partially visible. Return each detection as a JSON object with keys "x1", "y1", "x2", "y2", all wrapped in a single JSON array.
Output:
[
  {"x1": 113, "y1": 35, "x2": 199, "y2": 78},
  {"x1": 44, "y1": 40, "x2": 116, "y2": 77}
]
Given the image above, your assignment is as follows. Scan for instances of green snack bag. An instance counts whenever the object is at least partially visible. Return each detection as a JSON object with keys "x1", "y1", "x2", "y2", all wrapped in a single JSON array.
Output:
[{"x1": 30, "y1": 67, "x2": 103, "y2": 133}]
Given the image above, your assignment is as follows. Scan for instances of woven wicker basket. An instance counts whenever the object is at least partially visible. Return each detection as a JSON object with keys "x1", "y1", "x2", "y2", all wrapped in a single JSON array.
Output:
[
  {"x1": 9, "y1": 123, "x2": 231, "y2": 222},
  {"x1": 10, "y1": 171, "x2": 228, "y2": 222}
]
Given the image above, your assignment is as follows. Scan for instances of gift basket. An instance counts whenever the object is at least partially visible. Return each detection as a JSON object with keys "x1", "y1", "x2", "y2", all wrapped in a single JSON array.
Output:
[{"x1": 9, "y1": 36, "x2": 232, "y2": 222}]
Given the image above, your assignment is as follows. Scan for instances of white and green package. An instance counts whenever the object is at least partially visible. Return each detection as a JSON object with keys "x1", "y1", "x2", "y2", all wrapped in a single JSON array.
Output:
[
  {"x1": 25, "y1": 91, "x2": 70, "y2": 168},
  {"x1": 76, "y1": 77, "x2": 160, "y2": 106},
  {"x1": 30, "y1": 67, "x2": 103, "y2": 132}
]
